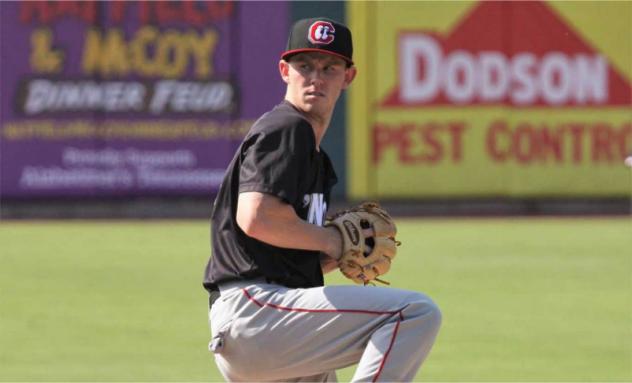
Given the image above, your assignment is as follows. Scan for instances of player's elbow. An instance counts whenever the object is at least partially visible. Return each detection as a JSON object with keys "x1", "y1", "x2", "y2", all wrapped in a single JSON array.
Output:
[
  {"x1": 236, "y1": 212, "x2": 264, "y2": 237},
  {"x1": 236, "y1": 206, "x2": 260, "y2": 237},
  {"x1": 236, "y1": 192, "x2": 268, "y2": 238},
  {"x1": 236, "y1": 191, "x2": 294, "y2": 242}
]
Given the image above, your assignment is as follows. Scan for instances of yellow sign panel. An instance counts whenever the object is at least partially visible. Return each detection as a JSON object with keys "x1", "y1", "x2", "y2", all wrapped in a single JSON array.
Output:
[{"x1": 348, "y1": 1, "x2": 632, "y2": 198}]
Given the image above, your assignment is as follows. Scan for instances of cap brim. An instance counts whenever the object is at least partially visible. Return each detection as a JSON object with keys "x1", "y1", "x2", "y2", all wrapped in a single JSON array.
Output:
[{"x1": 281, "y1": 48, "x2": 354, "y2": 66}]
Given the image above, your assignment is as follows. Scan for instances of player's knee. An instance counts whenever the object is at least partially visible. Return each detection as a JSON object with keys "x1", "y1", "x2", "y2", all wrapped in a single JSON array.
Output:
[
  {"x1": 403, "y1": 292, "x2": 442, "y2": 333},
  {"x1": 426, "y1": 299, "x2": 442, "y2": 334}
]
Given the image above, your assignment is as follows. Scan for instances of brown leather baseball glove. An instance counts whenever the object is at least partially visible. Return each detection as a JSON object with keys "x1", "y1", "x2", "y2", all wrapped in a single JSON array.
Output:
[{"x1": 325, "y1": 202, "x2": 400, "y2": 285}]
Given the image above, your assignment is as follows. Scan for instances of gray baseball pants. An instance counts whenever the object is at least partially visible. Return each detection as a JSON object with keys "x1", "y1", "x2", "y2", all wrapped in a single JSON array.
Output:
[{"x1": 208, "y1": 279, "x2": 441, "y2": 382}]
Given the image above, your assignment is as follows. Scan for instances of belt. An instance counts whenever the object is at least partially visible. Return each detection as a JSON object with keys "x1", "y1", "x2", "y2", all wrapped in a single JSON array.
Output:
[
  {"x1": 218, "y1": 276, "x2": 269, "y2": 294},
  {"x1": 209, "y1": 277, "x2": 271, "y2": 308}
]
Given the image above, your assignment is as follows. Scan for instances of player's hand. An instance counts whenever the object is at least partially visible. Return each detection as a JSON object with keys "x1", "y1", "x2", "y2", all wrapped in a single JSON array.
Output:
[
  {"x1": 320, "y1": 253, "x2": 339, "y2": 274},
  {"x1": 324, "y1": 202, "x2": 399, "y2": 285},
  {"x1": 324, "y1": 225, "x2": 375, "y2": 260}
]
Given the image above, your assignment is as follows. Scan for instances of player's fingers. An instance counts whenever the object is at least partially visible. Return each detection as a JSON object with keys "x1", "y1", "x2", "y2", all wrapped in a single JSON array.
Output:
[{"x1": 362, "y1": 228, "x2": 375, "y2": 237}]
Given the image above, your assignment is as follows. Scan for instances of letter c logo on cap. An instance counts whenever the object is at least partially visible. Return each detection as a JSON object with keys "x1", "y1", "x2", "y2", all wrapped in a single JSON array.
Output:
[{"x1": 308, "y1": 21, "x2": 335, "y2": 45}]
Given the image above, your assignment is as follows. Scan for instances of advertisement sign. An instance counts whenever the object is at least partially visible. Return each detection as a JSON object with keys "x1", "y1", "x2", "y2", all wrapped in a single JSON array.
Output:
[
  {"x1": 348, "y1": 1, "x2": 632, "y2": 198},
  {"x1": 0, "y1": 1, "x2": 289, "y2": 197}
]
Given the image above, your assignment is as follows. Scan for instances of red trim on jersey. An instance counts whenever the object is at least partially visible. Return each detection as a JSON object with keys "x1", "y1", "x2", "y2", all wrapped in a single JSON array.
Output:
[{"x1": 241, "y1": 288, "x2": 405, "y2": 381}]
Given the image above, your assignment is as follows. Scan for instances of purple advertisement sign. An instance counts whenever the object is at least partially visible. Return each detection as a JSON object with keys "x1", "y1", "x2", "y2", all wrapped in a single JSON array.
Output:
[{"x1": 0, "y1": 1, "x2": 289, "y2": 197}]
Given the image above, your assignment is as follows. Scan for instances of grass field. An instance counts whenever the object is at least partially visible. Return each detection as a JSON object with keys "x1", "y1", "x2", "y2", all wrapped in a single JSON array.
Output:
[{"x1": 0, "y1": 218, "x2": 630, "y2": 381}]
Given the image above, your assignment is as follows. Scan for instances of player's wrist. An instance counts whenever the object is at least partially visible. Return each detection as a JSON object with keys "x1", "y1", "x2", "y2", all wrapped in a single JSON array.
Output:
[{"x1": 323, "y1": 226, "x2": 343, "y2": 261}]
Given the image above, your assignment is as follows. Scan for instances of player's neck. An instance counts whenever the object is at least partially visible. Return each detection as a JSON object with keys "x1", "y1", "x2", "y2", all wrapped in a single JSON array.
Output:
[
  {"x1": 284, "y1": 99, "x2": 331, "y2": 146},
  {"x1": 305, "y1": 113, "x2": 330, "y2": 147}
]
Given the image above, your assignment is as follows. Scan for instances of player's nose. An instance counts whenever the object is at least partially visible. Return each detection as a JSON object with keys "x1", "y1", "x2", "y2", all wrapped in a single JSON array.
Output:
[{"x1": 308, "y1": 69, "x2": 325, "y2": 85}]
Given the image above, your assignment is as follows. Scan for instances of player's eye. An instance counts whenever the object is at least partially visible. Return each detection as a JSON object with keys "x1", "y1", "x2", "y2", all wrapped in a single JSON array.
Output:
[{"x1": 324, "y1": 65, "x2": 341, "y2": 74}]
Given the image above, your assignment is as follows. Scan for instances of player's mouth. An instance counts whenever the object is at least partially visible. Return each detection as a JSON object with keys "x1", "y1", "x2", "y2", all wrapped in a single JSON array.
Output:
[{"x1": 305, "y1": 90, "x2": 325, "y2": 98}]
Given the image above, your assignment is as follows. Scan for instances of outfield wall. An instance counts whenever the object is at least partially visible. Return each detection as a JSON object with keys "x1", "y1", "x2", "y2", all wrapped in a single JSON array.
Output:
[
  {"x1": 348, "y1": 1, "x2": 632, "y2": 200},
  {"x1": 1, "y1": 1, "x2": 630, "y2": 207},
  {"x1": 0, "y1": 2, "x2": 290, "y2": 198}
]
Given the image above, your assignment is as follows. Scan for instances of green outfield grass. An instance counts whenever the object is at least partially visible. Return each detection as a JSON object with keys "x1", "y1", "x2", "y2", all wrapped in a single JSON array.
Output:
[{"x1": 0, "y1": 218, "x2": 630, "y2": 381}]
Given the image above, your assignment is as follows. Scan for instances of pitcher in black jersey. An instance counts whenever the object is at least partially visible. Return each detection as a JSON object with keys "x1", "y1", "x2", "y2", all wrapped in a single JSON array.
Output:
[{"x1": 203, "y1": 18, "x2": 441, "y2": 382}]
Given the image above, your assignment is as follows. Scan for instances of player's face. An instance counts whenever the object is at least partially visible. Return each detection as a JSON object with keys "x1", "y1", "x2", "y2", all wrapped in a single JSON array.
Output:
[{"x1": 280, "y1": 52, "x2": 356, "y2": 118}]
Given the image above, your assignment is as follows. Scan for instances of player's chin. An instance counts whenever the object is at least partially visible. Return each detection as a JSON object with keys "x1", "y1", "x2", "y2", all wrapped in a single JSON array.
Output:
[
  {"x1": 303, "y1": 96, "x2": 328, "y2": 109},
  {"x1": 303, "y1": 95, "x2": 322, "y2": 104},
  {"x1": 300, "y1": 99, "x2": 318, "y2": 111},
  {"x1": 303, "y1": 103, "x2": 329, "y2": 117}
]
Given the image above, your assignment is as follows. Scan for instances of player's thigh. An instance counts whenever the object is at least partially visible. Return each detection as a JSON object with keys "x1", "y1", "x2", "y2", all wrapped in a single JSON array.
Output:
[
  {"x1": 236, "y1": 285, "x2": 428, "y2": 361},
  {"x1": 216, "y1": 284, "x2": 435, "y2": 380}
]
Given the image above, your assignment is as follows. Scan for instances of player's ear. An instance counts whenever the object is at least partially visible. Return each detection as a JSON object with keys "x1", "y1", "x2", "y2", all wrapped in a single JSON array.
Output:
[
  {"x1": 279, "y1": 60, "x2": 290, "y2": 84},
  {"x1": 342, "y1": 66, "x2": 357, "y2": 90}
]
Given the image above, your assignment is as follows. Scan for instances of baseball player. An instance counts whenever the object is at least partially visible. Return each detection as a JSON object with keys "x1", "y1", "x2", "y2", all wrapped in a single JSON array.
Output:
[{"x1": 203, "y1": 17, "x2": 441, "y2": 382}]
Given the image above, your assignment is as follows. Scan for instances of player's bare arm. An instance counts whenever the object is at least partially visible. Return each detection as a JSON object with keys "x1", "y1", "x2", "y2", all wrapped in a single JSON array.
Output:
[{"x1": 236, "y1": 191, "x2": 343, "y2": 260}]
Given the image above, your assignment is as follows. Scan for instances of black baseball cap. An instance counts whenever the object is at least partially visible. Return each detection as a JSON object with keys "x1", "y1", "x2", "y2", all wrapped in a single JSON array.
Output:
[{"x1": 281, "y1": 17, "x2": 354, "y2": 66}]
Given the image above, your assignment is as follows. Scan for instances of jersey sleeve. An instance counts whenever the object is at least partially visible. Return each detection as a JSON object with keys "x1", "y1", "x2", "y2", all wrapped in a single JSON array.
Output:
[{"x1": 239, "y1": 121, "x2": 315, "y2": 204}]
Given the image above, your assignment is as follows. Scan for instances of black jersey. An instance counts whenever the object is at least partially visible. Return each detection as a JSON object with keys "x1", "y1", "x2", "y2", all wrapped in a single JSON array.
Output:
[{"x1": 203, "y1": 101, "x2": 338, "y2": 292}]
